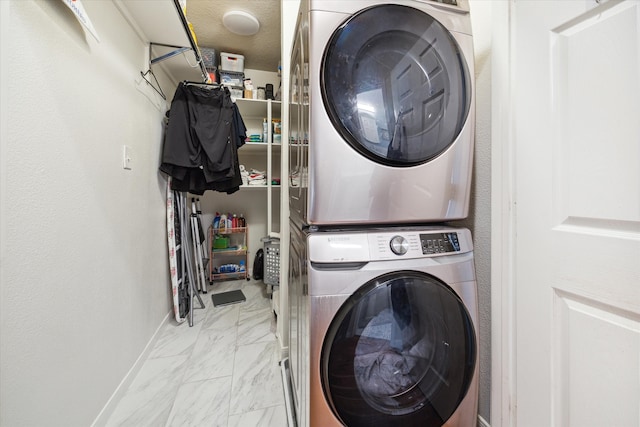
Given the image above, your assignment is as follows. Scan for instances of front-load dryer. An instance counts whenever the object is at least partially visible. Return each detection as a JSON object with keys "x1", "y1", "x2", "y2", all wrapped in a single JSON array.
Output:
[
  {"x1": 289, "y1": 0, "x2": 475, "y2": 228},
  {"x1": 287, "y1": 225, "x2": 479, "y2": 426}
]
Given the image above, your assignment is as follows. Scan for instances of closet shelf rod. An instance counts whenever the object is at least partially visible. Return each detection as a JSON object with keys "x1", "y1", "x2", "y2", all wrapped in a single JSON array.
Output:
[{"x1": 171, "y1": 0, "x2": 208, "y2": 83}]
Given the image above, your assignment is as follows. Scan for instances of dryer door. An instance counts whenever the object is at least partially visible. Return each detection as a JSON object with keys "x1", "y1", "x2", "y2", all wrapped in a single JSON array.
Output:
[
  {"x1": 321, "y1": 271, "x2": 476, "y2": 426},
  {"x1": 321, "y1": 4, "x2": 471, "y2": 167}
]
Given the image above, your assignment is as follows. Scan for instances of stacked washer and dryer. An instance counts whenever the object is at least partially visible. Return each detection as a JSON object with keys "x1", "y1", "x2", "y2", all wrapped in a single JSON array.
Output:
[{"x1": 285, "y1": 1, "x2": 478, "y2": 426}]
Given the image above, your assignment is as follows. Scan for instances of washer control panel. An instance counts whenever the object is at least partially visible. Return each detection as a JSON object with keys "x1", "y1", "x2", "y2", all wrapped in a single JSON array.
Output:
[
  {"x1": 420, "y1": 232, "x2": 461, "y2": 254},
  {"x1": 367, "y1": 228, "x2": 471, "y2": 260},
  {"x1": 308, "y1": 228, "x2": 472, "y2": 263}
]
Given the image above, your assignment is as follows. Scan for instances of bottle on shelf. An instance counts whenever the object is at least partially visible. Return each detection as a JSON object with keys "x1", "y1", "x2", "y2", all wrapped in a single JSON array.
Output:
[
  {"x1": 262, "y1": 118, "x2": 268, "y2": 143},
  {"x1": 239, "y1": 213, "x2": 246, "y2": 228},
  {"x1": 219, "y1": 213, "x2": 227, "y2": 232}
]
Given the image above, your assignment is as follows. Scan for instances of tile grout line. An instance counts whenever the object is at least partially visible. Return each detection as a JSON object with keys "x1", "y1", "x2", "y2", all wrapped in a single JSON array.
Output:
[{"x1": 226, "y1": 288, "x2": 243, "y2": 427}]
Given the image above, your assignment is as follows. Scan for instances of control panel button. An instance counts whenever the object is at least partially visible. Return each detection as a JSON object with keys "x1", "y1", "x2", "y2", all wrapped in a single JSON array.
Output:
[
  {"x1": 420, "y1": 232, "x2": 461, "y2": 254},
  {"x1": 390, "y1": 235, "x2": 409, "y2": 255}
]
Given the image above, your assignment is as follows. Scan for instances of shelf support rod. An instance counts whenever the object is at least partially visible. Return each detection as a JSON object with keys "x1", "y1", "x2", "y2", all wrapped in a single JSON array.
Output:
[{"x1": 149, "y1": 42, "x2": 192, "y2": 65}]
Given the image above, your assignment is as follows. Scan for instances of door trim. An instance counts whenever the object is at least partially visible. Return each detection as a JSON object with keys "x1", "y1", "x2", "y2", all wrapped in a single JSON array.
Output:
[{"x1": 491, "y1": 1, "x2": 516, "y2": 426}]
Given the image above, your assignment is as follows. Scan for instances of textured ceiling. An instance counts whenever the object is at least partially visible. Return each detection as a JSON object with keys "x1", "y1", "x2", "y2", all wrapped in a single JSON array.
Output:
[{"x1": 186, "y1": 0, "x2": 282, "y2": 73}]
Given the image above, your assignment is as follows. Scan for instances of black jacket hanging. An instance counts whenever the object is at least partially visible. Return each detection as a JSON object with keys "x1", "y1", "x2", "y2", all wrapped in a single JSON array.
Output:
[{"x1": 160, "y1": 82, "x2": 247, "y2": 194}]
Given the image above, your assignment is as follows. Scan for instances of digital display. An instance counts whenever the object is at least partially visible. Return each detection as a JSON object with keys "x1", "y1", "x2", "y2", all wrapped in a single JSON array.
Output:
[
  {"x1": 419, "y1": 232, "x2": 460, "y2": 254},
  {"x1": 432, "y1": 0, "x2": 458, "y2": 5}
]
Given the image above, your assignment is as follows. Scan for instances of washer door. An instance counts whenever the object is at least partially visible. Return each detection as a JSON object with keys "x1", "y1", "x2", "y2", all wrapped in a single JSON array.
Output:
[
  {"x1": 321, "y1": 271, "x2": 476, "y2": 426},
  {"x1": 322, "y1": 4, "x2": 471, "y2": 167}
]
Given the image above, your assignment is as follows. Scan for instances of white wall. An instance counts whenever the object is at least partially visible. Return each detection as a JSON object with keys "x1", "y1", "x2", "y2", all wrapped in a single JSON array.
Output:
[
  {"x1": 451, "y1": 0, "x2": 493, "y2": 423},
  {"x1": 241, "y1": 68, "x2": 280, "y2": 93},
  {"x1": 471, "y1": 3, "x2": 492, "y2": 422},
  {"x1": 0, "y1": 1, "x2": 173, "y2": 425}
]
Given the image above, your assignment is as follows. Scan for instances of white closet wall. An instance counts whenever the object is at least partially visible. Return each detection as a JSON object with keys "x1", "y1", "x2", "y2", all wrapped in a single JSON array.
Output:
[{"x1": 1, "y1": 1, "x2": 174, "y2": 425}]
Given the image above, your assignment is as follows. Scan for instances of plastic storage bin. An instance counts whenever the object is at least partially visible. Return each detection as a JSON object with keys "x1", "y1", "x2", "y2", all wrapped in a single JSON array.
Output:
[
  {"x1": 213, "y1": 236, "x2": 229, "y2": 249},
  {"x1": 220, "y1": 71, "x2": 245, "y2": 87},
  {"x1": 220, "y1": 52, "x2": 245, "y2": 72},
  {"x1": 227, "y1": 86, "x2": 243, "y2": 101},
  {"x1": 200, "y1": 47, "x2": 217, "y2": 70}
]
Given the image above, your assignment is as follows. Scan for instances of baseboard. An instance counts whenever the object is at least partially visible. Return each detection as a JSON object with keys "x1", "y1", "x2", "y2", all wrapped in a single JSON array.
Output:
[
  {"x1": 280, "y1": 358, "x2": 297, "y2": 427},
  {"x1": 90, "y1": 311, "x2": 171, "y2": 427},
  {"x1": 278, "y1": 343, "x2": 289, "y2": 361},
  {"x1": 478, "y1": 415, "x2": 491, "y2": 427}
]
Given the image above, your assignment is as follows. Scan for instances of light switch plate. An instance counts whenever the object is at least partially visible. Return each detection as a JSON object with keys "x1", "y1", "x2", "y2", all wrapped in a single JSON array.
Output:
[{"x1": 123, "y1": 145, "x2": 132, "y2": 170}]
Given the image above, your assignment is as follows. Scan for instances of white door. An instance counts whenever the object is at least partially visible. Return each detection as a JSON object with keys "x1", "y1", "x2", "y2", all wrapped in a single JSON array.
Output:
[{"x1": 511, "y1": 1, "x2": 640, "y2": 426}]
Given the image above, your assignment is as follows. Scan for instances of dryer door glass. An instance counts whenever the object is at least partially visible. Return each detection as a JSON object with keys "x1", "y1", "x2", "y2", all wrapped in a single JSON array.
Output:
[
  {"x1": 321, "y1": 271, "x2": 476, "y2": 426},
  {"x1": 321, "y1": 4, "x2": 471, "y2": 167}
]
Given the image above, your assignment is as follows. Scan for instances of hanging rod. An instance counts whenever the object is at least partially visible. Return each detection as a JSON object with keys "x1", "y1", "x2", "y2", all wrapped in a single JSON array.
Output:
[{"x1": 171, "y1": 0, "x2": 208, "y2": 83}]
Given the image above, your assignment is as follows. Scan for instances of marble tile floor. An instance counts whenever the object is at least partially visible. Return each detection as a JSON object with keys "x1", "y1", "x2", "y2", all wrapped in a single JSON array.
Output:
[{"x1": 105, "y1": 279, "x2": 287, "y2": 427}]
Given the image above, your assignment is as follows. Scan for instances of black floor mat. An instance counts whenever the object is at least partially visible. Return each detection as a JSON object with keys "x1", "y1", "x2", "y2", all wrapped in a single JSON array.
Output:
[{"x1": 211, "y1": 290, "x2": 246, "y2": 307}]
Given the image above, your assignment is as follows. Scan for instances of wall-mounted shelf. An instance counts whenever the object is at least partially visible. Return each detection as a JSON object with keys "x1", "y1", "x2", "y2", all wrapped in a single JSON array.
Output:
[
  {"x1": 236, "y1": 99, "x2": 282, "y2": 118},
  {"x1": 115, "y1": 0, "x2": 208, "y2": 97},
  {"x1": 239, "y1": 185, "x2": 282, "y2": 189},
  {"x1": 233, "y1": 99, "x2": 282, "y2": 237},
  {"x1": 241, "y1": 142, "x2": 282, "y2": 154}
]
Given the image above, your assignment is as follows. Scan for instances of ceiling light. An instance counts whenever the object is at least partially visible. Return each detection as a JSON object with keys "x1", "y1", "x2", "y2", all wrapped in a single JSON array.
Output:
[{"x1": 222, "y1": 11, "x2": 260, "y2": 36}]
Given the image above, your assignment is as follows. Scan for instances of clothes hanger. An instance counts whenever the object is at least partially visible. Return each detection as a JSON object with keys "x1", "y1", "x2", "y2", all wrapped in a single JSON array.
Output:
[
  {"x1": 140, "y1": 69, "x2": 166, "y2": 100},
  {"x1": 182, "y1": 80, "x2": 223, "y2": 89}
]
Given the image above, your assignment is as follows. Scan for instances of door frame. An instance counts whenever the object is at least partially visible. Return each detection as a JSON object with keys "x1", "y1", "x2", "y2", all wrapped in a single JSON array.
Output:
[{"x1": 491, "y1": 1, "x2": 516, "y2": 426}]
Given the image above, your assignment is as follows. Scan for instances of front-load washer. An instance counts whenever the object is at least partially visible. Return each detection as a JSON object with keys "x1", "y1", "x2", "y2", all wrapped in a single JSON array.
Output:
[
  {"x1": 289, "y1": 0, "x2": 475, "y2": 228},
  {"x1": 287, "y1": 225, "x2": 478, "y2": 427}
]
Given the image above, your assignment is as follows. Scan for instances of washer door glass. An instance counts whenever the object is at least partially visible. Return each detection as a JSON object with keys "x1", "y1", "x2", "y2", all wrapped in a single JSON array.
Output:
[
  {"x1": 322, "y1": 4, "x2": 471, "y2": 166},
  {"x1": 321, "y1": 271, "x2": 476, "y2": 426}
]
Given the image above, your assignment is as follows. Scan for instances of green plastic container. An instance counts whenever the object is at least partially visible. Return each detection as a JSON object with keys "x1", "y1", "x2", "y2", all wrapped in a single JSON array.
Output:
[{"x1": 213, "y1": 236, "x2": 229, "y2": 249}]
